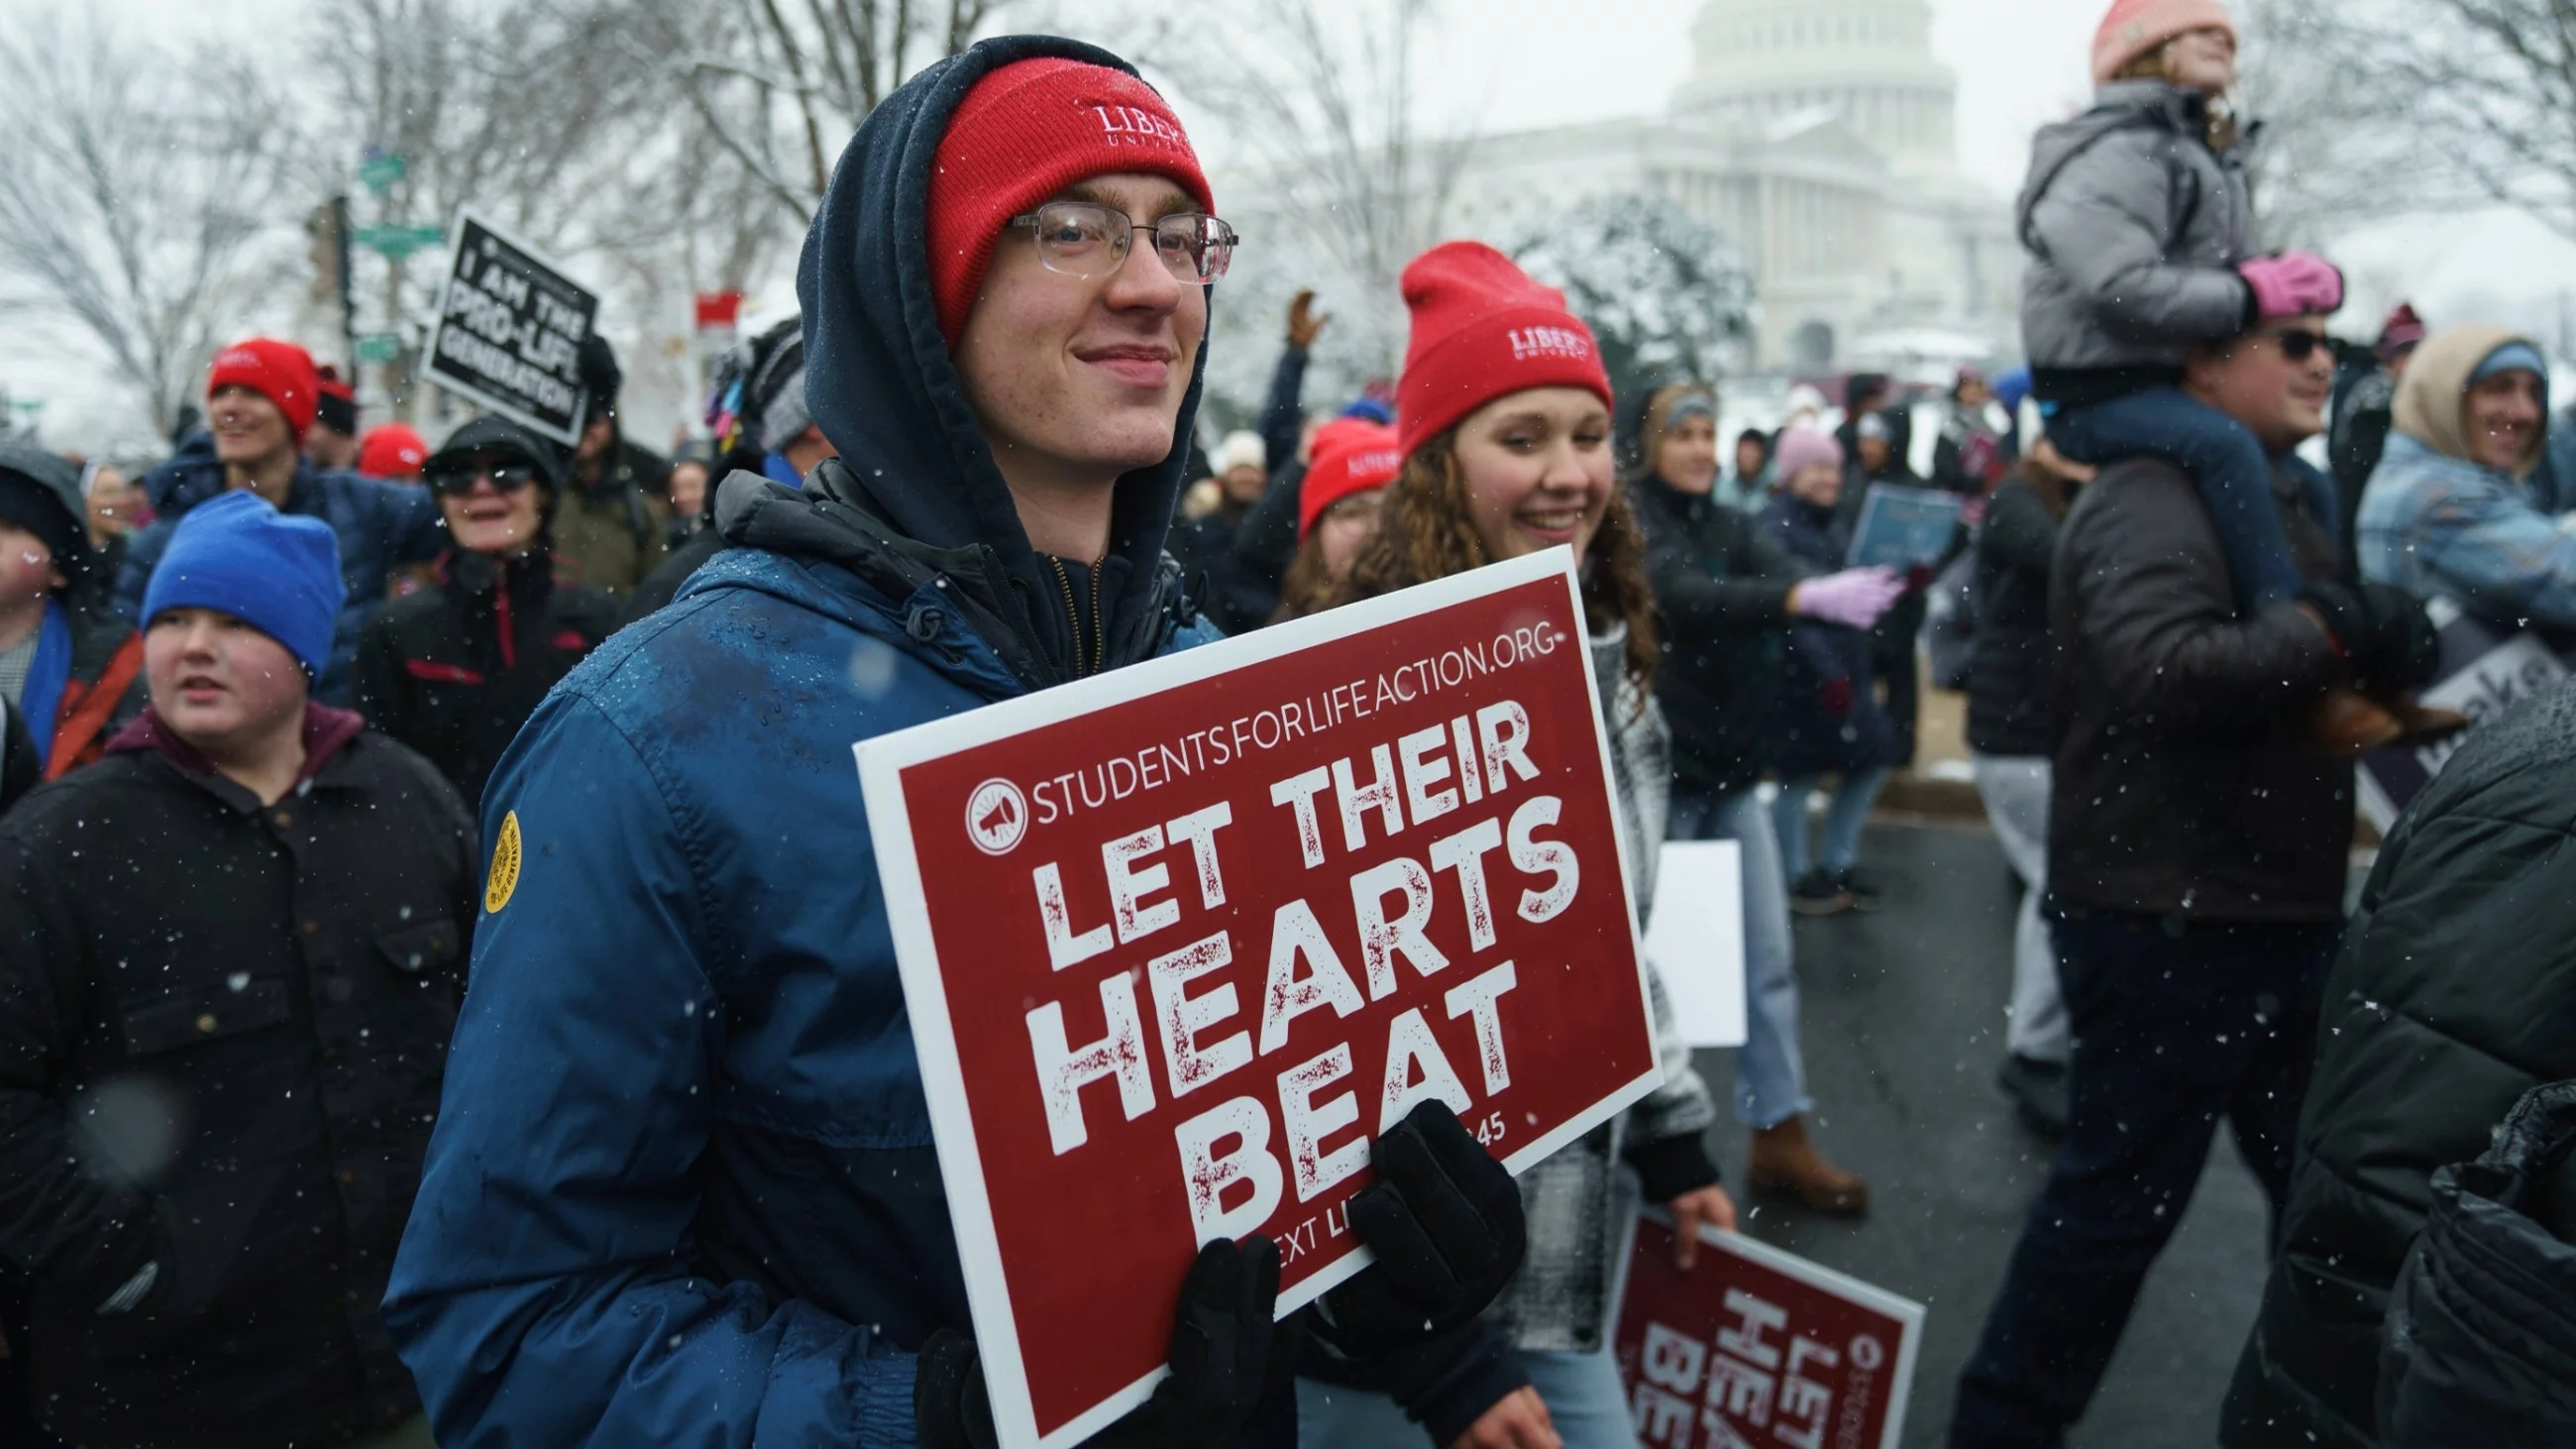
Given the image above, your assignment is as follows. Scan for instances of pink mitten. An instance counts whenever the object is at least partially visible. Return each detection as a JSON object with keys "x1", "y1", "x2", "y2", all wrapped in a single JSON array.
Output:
[
  {"x1": 1790, "y1": 567, "x2": 1904, "y2": 629},
  {"x1": 2239, "y1": 252, "x2": 2345, "y2": 321}
]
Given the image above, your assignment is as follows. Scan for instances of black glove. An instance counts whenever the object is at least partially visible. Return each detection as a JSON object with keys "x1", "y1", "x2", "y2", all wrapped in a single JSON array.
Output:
[
  {"x1": 919, "y1": 1237, "x2": 1283, "y2": 1449},
  {"x1": 1317, "y1": 1101, "x2": 1526, "y2": 1355},
  {"x1": 2356, "y1": 582, "x2": 2439, "y2": 690}
]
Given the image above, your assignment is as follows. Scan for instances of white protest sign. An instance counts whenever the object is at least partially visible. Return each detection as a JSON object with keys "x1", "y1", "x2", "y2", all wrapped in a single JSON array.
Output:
[{"x1": 1643, "y1": 840, "x2": 1748, "y2": 1048}]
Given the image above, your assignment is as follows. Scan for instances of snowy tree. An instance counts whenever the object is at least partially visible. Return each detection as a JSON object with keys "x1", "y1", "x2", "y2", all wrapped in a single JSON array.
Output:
[
  {"x1": 1509, "y1": 192, "x2": 1755, "y2": 403},
  {"x1": 2243, "y1": 0, "x2": 2576, "y2": 244},
  {"x1": 0, "y1": 18, "x2": 301, "y2": 434}
]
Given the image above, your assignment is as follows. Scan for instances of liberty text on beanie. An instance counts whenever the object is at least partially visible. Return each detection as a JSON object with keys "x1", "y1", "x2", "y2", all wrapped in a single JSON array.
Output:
[
  {"x1": 1396, "y1": 242, "x2": 1612, "y2": 460},
  {"x1": 926, "y1": 57, "x2": 1213, "y2": 346},
  {"x1": 207, "y1": 339, "x2": 323, "y2": 444},
  {"x1": 141, "y1": 491, "x2": 347, "y2": 682}
]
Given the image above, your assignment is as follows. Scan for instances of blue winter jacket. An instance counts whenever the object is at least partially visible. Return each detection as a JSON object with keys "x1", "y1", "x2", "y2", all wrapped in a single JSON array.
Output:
[
  {"x1": 383, "y1": 35, "x2": 1233, "y2": 1448},
  {"x1": 120, "y1": 441, "x2": 444, "y2": 702}
]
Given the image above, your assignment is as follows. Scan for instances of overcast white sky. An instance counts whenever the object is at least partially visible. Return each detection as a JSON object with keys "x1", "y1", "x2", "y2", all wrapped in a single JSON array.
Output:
[{"x1": 8, "y1": 0, "x2": 2563, "y2": 448}]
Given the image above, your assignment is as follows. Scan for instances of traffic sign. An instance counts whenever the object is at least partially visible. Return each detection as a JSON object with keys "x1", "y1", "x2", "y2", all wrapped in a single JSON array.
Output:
[
  {"x1": 359, "y1": 152, "x2": 407, "y2": 194},
  {"x1": 356, "y1": 223, "x2": 445, "y2": 260},
  {"x1": 355, "y1": 333, "x2": 404, "y2": 364}
]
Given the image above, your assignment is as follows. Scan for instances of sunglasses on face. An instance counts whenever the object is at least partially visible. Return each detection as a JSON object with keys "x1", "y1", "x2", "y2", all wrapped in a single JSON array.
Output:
[
  {"x1": 427, "y1": 460, "x2": 543, "y2": 497},
  {"x1": 2269, "y1": 327, "x2": 2332, "y2": 363}
]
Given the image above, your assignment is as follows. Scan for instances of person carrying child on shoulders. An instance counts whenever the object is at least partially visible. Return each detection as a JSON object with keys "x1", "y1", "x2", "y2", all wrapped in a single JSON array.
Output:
[{"x1": 2018, "y1": 0, "x2": 2459, "y2": 751}]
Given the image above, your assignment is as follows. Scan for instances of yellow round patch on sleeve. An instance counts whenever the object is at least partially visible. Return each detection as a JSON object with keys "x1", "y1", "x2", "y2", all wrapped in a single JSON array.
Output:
[{"x1": 484, "y1": 810, "x2": 522, "y2": 915}]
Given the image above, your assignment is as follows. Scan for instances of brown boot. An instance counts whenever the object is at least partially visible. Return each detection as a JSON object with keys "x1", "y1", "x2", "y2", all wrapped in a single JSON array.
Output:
[
  {"x1": 1748, "y1": 1116, "x2": 1870, "y2": 1216},
  {"x1": 2307, "y1": 686, "x2": 2403, "y2": 756},
  {"x1": 2386, "y1": 696, "x2": 2472, "y2": 749}
]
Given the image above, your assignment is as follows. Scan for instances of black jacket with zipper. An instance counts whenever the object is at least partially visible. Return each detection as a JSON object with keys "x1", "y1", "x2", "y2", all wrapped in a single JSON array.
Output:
[
  {"x1": 1628, "y1": 474, "x2": 1807, "y2": 795},
  {"x1": 2049, "y1": 454, "x2": 2350, "y2": 921},
  {"x1": 353, "y1": 550, "x2": 623, "y2": 807},
  {"x1": 0, "y1": 708, "x2": 475, "y2": 1449}
]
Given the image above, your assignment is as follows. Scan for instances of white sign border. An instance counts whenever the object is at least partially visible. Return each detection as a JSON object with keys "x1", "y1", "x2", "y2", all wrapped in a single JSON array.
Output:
[
  {"x1": 419, "y1": 209, "x2": 595, "y2": 449},
  {"x1": 1611, "y1": 1209, "x2": 1928, "y2": 1449},
  {"x1": 858, "y1": 546, "x2": 1665, "y2": 1449}
]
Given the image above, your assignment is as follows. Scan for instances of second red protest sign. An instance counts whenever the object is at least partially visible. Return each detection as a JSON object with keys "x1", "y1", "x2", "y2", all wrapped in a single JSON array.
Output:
[{"x1": 859, "y1": 548, "x2": 1663, "y2": 1448}]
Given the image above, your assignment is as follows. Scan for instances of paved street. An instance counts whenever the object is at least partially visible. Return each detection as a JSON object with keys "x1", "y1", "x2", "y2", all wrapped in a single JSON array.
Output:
[{"x1": 1686, "y1": 818, "x2": 2273, "y2": 1449}]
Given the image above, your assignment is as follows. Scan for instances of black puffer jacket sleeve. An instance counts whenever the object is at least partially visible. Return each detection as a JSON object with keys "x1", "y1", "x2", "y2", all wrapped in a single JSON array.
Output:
[
  {"x1": 2221, "y1": 682, "x2": 2576, "y2": 1448},
  {"x1": 1639, "y1": 501, "x2": 1802, "y2": 634},
  {"x1": 2057, "y1": 463, "x2": 2339, "y2": 739}
]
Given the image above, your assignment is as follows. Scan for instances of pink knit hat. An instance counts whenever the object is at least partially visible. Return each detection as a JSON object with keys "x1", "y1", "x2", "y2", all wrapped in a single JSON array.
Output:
[
  {"x1": 1771, "y1": 426, "x2": 1843, "y2": 484},
  {"x1": 2093, "y1": 0, "x2": 2236, "y2": 85}
]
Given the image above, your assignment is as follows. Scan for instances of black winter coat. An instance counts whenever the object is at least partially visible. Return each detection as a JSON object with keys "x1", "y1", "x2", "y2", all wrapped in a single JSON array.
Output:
[
  {"x1": 1762, "y1": 492, "x2": 1899, "y2": 779},
  {"x1": 0, "y1": 711, "x2": 475, "y2": 1449},
  {"x1": 2050, "y1": 455, "x2": 2350, "y2": 921},
  {"x1": 1630, "y1": 475, "x2": 1806, "y2": 794},
  {"x1": 2222, "y1": 682, "x2": 2576, "y2": 1448},
  {"x1": 353, "y1": 550, "x2": 622, "y2": 806},
  {"x1": 1966, "y1": 476, "x2": 2065, "y2": 757},
  {"x1": 2380, "y1": 1081, "x2": 2576, "y2": 1446}
]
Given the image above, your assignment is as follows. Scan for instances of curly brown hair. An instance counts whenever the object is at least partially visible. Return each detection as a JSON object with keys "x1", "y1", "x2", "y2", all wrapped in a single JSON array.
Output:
[{"x1": 1338, "y1": 429, "x2": 1660, "y2": 691}]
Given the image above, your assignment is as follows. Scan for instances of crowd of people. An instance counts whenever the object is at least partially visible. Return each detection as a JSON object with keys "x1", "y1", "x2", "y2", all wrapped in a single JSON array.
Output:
[{"x1": 1, "y1": 1, "x2": 2572, "y2": 1447}]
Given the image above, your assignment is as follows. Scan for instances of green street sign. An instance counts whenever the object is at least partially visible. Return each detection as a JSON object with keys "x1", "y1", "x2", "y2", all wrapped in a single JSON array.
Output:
[
  {"x1": 355, "y1": 333, "x2": 403, "y2": 364},
  {"x1": 358, "y1": 153, "x2": 407, "y2": 194},
  {"x1": 355, "y1": 223, "x2": 445, "y2": 259}
]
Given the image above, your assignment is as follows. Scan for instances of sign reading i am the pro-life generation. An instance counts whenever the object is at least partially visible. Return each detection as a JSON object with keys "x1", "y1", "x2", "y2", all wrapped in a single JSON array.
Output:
[
  {"x1": 420, "y1": 213, "x2": 597, "y2": 448},
  {"x1": 858, "y1": 548, "x2": 1664, "y2": 1449},
  {"x1": 1614, "y1": 1213, "x2": 1927, "y2": 1449}
]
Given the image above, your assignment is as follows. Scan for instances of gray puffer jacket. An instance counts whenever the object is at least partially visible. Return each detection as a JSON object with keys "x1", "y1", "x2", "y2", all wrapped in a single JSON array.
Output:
[{"x1": 2018, "y1": 80, "x2": 2257, "y2": 393}]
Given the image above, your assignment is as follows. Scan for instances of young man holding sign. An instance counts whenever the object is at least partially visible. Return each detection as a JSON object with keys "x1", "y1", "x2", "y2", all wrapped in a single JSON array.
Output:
[{"x1": 384, "y1": 37, "x2": 1524, "y2": 1449}]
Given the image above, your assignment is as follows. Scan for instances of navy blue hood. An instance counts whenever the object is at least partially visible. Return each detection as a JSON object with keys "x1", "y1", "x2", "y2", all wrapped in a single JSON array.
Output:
[{"x1": 795, "y1": 34, "x2": 1212, "y2": 683}]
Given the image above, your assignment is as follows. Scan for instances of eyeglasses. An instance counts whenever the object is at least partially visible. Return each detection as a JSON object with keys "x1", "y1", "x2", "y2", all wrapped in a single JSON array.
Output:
[
  {"x1": 427, "y1": 460, "x2": 543, "y2": 498},
  {"x1": 1009, "y1": 201, "x2": 1240, "y2": 284},
  {"x1": 2269, "y1": 327, "x2": 2331, "y2": 363}
]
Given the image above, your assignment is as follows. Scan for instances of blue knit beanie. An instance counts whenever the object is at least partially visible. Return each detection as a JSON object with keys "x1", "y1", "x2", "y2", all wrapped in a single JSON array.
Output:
[
  {"x1": 142, "y1": 491, "x2": 346, "y2": 680},
  {"x1": 2472, "y1": 342, "x2": 2549, "y2": 389}
]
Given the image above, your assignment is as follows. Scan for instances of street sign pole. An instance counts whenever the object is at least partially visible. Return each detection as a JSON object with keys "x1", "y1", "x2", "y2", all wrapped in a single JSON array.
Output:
[{"x1": 331, "y1": 193, "x2": 357, "y2": 377}]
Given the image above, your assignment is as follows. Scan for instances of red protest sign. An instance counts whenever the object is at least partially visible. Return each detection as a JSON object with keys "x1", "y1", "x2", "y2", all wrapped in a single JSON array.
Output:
[
  {"x1": 1612, "y1": 1214, "x2": 1926, "y2": 1449},
  {"x1": 859, "y1": 548, "x2": 1661, "y2": 1448}
]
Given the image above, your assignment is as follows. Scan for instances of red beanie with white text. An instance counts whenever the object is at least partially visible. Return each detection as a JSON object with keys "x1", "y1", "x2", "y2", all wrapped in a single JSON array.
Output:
[
  {"x1": 206, "y1": 338, "x2": 322, "y2": 443},
  {"x1": 1299, "y1": 419, "x2": 1403, "y2": 539},
  {"x1": 2093, "y1": 0, "x2": 2236, "y2": 86},
  {"x1": 1396, "y1": 242, "x2": 1612, "y2": 459},
  {"x1": 925, "y1": 57, "x2": 1214, "y2": 347}
]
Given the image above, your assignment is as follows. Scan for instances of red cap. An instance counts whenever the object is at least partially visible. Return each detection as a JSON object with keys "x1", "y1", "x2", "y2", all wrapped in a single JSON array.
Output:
[
  {"x1": 207, "y1": 338, "x2": 322, "y2": 442},
  {"x1": 358, "y1": 423, "x2": 430, "y2": 481},
  {"x1": 926, "y1": 58, "x2": 1214, "y2": 346},
  {"x1": 1299, "y1": 420, "x2": 1403, "y2": 539},
  {"x1": 1396, "y1": 242, "x2": 1611, "y2": 460},
  {"x1": 2378, "y1": 301, "x2": 2427, "y2": 360}
]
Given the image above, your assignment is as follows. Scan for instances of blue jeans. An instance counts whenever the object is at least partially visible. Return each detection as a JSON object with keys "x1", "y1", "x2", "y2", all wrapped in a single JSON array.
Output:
[
  {"x1": 1770, "y1": 767, "x2": 1890, "y2": 882},
  {"x1": 2045, "y1": 388, "x2": 2309, "y2": 608},
  {"x1": 1949, "y1": 906, "x2": 2333, "y2": 1448},
  {"x1": 1296, "y1": 1348, "x2": 1635, "y2": 1448},
  {"x1": 1667, "y1": 785, "x2": 1812, "y2": 1129}
]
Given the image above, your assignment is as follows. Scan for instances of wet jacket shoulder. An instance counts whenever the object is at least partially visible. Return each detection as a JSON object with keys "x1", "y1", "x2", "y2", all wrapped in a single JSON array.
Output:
[
  {"x1": 2375, "y1": 1081, "x2": 2576, "y2": 1446},
  {"x1": 116, "y1": 463, "x2": 445, "y2": 703},
  {"x1": 0, "y1": 718, "x2": 473, "y2": 1449},
  {"x1": 2048, "y1": 454, "x2": 2349, "y2": 920},
  {"x1": 1630, "y1": 475, "x2": 1804, "y2": 793},
  {"x1": 1967, "y1": 476, "x2": 2063, "y2": 756},
  {"x1": 2222, "y1": 683, "x2": 2576, "y2": 1449},
  {"x1": 380, "y1": 34, "x2": 1225, "y2": 1448},
  {"x1": 353, "y1": 551, "x2": 623, "y2": 806},
  {"x1": 2018, "y1": 81, "x2": 2256, "y2": 380}
]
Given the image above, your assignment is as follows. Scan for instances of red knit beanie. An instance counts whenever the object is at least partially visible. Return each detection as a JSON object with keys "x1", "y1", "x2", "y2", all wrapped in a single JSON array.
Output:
[
  {"x1": 207, "y1": 338, "x2": 321, "y2": 443},
  {"x1": 1396, "y1": 242, "x2": 1612, "y2": 460},
  {"x1": 2093, "y1": 0, "x2": 2236, "y2": 86},
  {"x1": 926, "y1": 58, "x2": 1214, "y2": 346},
  {"x1": 1299, "y1": 419, "x2": 1403, "y2": 539}
]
